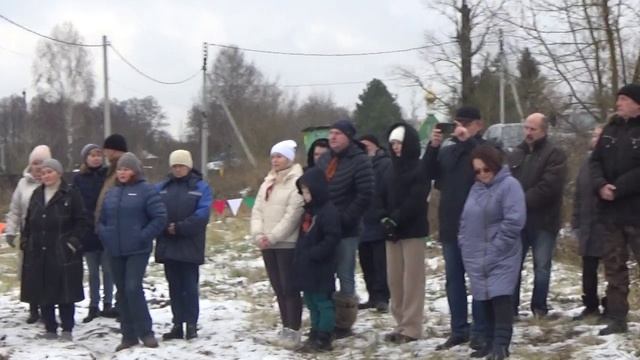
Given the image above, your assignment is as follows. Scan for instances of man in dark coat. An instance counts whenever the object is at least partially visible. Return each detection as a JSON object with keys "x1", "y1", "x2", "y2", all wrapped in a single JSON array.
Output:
[
  {"x1": 572, "y1": 126, "x2": 607, "y2": 321},
  {"x1": 509, "y1": 113, "x2": 567, "y2": 319},
  {"x1": 357, "y1": 134, "x2": 391, "y2": 312},
  {"x1": 315, "y1": 119, "x2": 374, "y2": 338},
  {"x1": 590, "y1": 83, "x2": 640, "y2": 335},
  {"x1": 422, "y1": 106, "x2": 488, "y2": 351}
]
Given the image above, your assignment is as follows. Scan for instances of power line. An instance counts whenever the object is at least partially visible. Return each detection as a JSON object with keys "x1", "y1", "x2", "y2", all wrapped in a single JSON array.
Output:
[
  {"x1": 0, "y1": 13, "x2": 102, "y2": 47},
  {"x1": 282, "y1": 77, "x2": 406, "y2": 88},
  {"x1": 109, "y1": 44, "x2": 201, "y2": 85},
  {"x1": 207, "y1": 41, "x2": 455, "y2": 57}
]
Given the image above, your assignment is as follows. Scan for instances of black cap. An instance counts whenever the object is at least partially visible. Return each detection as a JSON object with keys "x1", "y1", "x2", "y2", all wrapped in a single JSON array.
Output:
[
  {"x1": 103, "y1": 134, "x2": 128, "y2": 152},
  {"x1": 455, "y1": 106, "x2": 482, "y2": 123},
  {"x1": 330, "y1": 119, "x2": 356, "y2": 139},
  {"x1": 617, "y1": 83, "x2": 640, "y2": 105},
  {"x1": 358, "y1": 134, "x2": 380, "y2": 148}
]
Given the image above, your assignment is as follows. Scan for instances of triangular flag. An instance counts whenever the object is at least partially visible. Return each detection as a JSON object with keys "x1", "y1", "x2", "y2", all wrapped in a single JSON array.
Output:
[
  {"x1": 213, "y1": 199, "x2": 226, "y2": 215},
  {"x1": 243, "y1": 196, "x2": 256, "y2": 209},
  {"x1": 227, "y1": 198, "x2": 243, "y2": 216}
]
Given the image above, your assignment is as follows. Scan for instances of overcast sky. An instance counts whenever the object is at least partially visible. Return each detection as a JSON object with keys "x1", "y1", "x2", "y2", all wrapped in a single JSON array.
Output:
[{"x1": 1, "y1": 1, "x2": 451, "y2": 139}]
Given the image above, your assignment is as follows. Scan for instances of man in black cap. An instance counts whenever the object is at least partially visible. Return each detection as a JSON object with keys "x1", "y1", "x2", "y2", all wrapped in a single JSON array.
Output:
[
  {"x1": 316, "y1": 119, "x2": 374, "y2": 338},
  {"x1": 590, "y1": 83, "x2": 640, "y2": 335},
  {"x1": 422, "y1": 106, "x2": 488, "y2": 352},
  {"x1": 357, "y1": 134, "x2": 391, "y2": 312}
]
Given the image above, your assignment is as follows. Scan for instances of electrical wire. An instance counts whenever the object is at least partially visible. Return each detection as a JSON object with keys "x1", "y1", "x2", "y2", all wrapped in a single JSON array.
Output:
[
  {"x1": 282, "y1": 76, "x2": 406, "y2": 88},
  {"x1": 207, "y1": 41, "x2": 456, "y2": 57},
  {"x1": 0, "y1": 14, "x2": 103, "y2": 47},
  {"x1": 108, "y1": 44, "x2": 201, "y2": 85}
]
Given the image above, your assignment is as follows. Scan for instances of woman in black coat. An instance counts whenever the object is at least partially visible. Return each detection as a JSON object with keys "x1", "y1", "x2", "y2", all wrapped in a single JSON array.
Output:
[{"x1": 20, "y1": 159, "x2": 88, "y2": 341}]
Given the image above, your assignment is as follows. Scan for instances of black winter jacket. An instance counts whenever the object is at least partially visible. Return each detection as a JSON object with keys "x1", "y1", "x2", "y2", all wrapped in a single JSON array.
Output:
[
  {"x1": 382, "y1": 123, "x2": 430, "y2": 240},
  {"x1": 508, "y1": 137, "x2": 567, "y2": 234},
  {"x1": 590, "y1": 115, "x2": 640, "y2": 225},
  {"x1": 572, "y1": 156, "x2": 605, "y2": 257},
  {"x1": 361, "y1": 148, "x2": 392, "y2": 243},
  {"x1": 21, "y1": 181, "x2": 89, "y2": 305},
  {"x1": 293, "y1": 167, "x2": 341, "y2": 293},
  {"x1": 155, "y1": 169, "x2": 213, "y2": 265},
  {"x1": 73, "y1": 166, "x2": 107, "y2": 252},
  {"x1": 316, "y1": 142, "x2": 374, "y2": 237},
  {"x1": 422, "y1": 134, "x2": 485, "y2": 243}
]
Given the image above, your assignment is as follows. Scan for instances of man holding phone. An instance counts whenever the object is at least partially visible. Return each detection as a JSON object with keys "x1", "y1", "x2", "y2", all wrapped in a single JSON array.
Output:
[{"x1": 422, "y1": 106, "x2": 488, "y2": 351}]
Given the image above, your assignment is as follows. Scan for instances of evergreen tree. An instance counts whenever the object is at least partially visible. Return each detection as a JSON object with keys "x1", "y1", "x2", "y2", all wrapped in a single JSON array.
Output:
[{"x1": 353, "y1": 79, "x2": 403, "y2": 141}]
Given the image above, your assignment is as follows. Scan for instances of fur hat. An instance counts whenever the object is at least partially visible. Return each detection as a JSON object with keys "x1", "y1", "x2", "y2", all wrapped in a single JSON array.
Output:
[
  {"x1": 41, "y1": 158, "x2": 63, "y2": 174},
  {"x1": 29, "y1": 145, "x2": 52, "y2": 164},
  {"x1": 270, "y1": 140, "x2": 297, "y2": 162},
  {"x1": 389, "y1": 126, "x2": 406, "y2": 143},
  {"x1": 116, "y1": 152, "x2": 142, "y2": 176},
  {"x1": 169, "y1": 150, "x2": 193, "y2": 168},
  {"x1": 617, "y1": 83, "x2": 640, "y2": 105},
  {"x1": 103, "y1": 134, "x2": 128, "y2": 152}
]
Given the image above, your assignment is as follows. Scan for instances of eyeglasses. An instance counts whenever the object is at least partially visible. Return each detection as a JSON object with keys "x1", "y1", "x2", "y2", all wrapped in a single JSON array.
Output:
[{"x1": 474, "y1": 167, "x2": 492, "y2": 175}]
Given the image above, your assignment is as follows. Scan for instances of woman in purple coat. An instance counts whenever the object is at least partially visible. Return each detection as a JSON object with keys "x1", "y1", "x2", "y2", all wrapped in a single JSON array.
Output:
[{"x1": 458, "y1": 145, "x2": 526, "y2": 360}]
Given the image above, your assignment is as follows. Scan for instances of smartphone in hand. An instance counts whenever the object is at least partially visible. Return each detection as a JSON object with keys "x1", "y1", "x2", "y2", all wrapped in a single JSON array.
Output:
[{"x1": 435, "y1": 122, "x2": 456, "y2": 137}]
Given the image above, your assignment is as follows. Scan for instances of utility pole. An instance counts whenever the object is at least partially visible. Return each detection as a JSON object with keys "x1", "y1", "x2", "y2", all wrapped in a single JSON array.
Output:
[
  {"x1": 103, "y1": 35, "x2": 111, "y2": 137},
  {"x1": 499, "y1": 29, "x2": 505, "y2": 124},
  {"x1": 201, "y1": 42, "x2": 209, "y2": 179}
]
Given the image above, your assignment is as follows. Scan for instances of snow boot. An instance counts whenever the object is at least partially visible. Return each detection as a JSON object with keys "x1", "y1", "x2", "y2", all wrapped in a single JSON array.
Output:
[
  {"x1": 333, "y1": 292, "x2": 358, "y2": 339},
  {"x1": 26, "y1": 303, "x2": 39, "y2": 324},
  {"x1": 83, "y1": 306, "x2": 100, "y2": 323},
  {"x1": 186, "y1": 323, "x2": 198, "y2": 340},
  {"x1": 162, "y1": 323, "x2": 184, "y2": 340}
]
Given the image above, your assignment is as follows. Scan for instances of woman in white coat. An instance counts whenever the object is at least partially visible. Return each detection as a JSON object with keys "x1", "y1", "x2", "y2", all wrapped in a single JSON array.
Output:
[
  {"x1": 251, "y1": 140, "x2": 305, "y2": 348},
  {"x1": 3, "y1": 145, "x2": 51, "y2": 324}
]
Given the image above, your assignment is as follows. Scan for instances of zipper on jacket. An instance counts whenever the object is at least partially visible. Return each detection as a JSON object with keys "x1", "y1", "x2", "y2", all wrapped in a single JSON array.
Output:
[
  {"x1": 117, "y1": 185, "x2": 124, "y2": 255},
  {"x1": 482, "y1": 189, "x2": 492, "y2": 300}
]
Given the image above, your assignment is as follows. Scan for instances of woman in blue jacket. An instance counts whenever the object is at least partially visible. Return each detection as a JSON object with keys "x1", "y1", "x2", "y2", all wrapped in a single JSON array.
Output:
[
  {"x1": 98, "y1": 152, "x2": 167, "y2": 351},
  {"x1": 155, "y1": 150, "x2": 212, "y2": 341},
  {"x1": 458, "y1": 145, "x2": 526, "y2": 360}
]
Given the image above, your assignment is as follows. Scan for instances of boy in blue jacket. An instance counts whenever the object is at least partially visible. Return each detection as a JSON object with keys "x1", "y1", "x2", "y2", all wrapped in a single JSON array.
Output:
[{"x1": 294, "y1": 167, "x2": 341, "y2": 352}]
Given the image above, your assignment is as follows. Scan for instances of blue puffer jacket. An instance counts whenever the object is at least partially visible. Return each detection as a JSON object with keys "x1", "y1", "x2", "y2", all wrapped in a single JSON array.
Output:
[
  {"x1": 98, "y1": 179, "x2": 167, "y2": 257},
  {"x1": 458, "y1": 166, "x2": 526, "y2": 301},
  {"x1": 155, "y1": 169, "x2": 213, "y2": 265}
]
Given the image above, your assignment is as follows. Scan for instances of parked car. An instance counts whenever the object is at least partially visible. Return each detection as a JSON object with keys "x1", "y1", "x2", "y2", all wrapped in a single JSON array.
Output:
[{"x1": 206, "y1": 152, "x2": 242, "y2": 171}]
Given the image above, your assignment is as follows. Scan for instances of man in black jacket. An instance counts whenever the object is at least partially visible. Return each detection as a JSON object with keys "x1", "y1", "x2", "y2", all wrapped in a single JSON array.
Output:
[
  {"x1": 590, "y1": 84, "x2": 640, "y2": 335},
  {"x1": 422, "y1": 106, "x2": 488, "y2": 351},
  {"x1": 316, "y1": 119, "x2": 374, "y2": 338},
  {"x1": 357, "y1": 135, "x2": 392, "y2": 312},
  {"x1": 509, "y1": 113, "x2": 567, "y2": 318}
]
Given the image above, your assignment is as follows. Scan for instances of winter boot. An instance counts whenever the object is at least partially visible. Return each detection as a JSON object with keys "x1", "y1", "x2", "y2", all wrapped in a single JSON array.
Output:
[
  {"x1": 83, "y1": 306, "x2": 100, "y2": 323},
  {"x1": 599, "y1": 319, "x2": 628, "y2": 335},
  {"x1": 487, "y1": 345, "x2": 509, "y2": 360},
  {"x1": 280, "y1": 328, "x2": 301, "y2": 349},
  {"x1": 333, "y1": 292, "x2": 358, "y2": 339},
  {"x1": 312, "y1": 331, "x2": 333, "y2": 352},
  {"x1": 115, "y1": 338, "x2": 139, "y2": 352},
  {"x1": 101, "y1": 303, "x2": 119, "y2": 318},
  {"x1": 141, "y1": 334, "x2": 159, "y2": 348},
  {"x1": 60, "y1": 331, "x2": 73, "y2": 342},
  {"x1": 186, "y1": 323, "x2": 198, "y2": 340},
  {"x1": 26, "y1": 303, "x2": 39, "y2": 324},
  {"x1": 162, "y1": 323, "x2": 184, "y2": 340}
]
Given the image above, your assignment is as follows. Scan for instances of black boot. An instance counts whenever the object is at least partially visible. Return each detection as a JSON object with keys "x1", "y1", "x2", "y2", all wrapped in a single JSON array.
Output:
[
  {"x1": 487, "y1": 345, "x2": 509, "y2": 360},
  {"x1": 186, "y1": 323, "x2": 198, "y2": 340},
  {"x1": 26, "y1": 303, "x2": 39, "y2": 324},
  {"x1": 101, "y1": 303, "x2": 119, "y2": 318},
  {"x1": 312, "y1": 331, "x2": 333, "y2": 352},
  {"x1": 599, "y1": 320, "x2": 628, "y2": 335},
  {"x1": 83, "y1": 306, "x2": 100, "y2": 323},
  {"x1": 162, "y1": 323, "x2": 184, "y2": 340}
]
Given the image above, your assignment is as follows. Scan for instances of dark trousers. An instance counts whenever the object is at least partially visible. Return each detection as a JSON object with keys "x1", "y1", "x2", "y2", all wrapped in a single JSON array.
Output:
[
  {"x1": 262, "y1": 248, "x2": 302, "y2": 330},
  {"x1": 480, "y1": 296, "x2": 514, "y2": 350},
  {"x1": 41, "y1": 303, "x2": 75, "y2": 332},
  {"x1": 111, "y1": 253, "x2": 153, "y2": 340},
  {"x1": 358, "y1": 240, "x2": 389, "y2": 304},
  {"x1": 164, "y1": 261, "x2": 200, "y2": 325},
  {"x1": 304, "y1": 292, "x2": 335, "y2": 333},
  {"x1": 582, "y1": 256, "x2": 601, "y2": 309},
  {"x1": 601, "y1": 223, "x2": 640, "y2": 321},
  {"x1": 442, "y1": 241, "x2": 487, "y2": 339}
]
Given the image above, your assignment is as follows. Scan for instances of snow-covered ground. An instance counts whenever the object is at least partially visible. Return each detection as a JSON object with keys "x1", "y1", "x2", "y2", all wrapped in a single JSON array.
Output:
[{"x1": 0, "y1": 216, "x2": 638, "y2": 359}]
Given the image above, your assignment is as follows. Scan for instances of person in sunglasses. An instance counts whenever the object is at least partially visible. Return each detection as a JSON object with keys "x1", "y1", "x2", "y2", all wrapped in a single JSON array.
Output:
[{"x1": 459, "y1": 144, "x2": 526, "y2": 359}]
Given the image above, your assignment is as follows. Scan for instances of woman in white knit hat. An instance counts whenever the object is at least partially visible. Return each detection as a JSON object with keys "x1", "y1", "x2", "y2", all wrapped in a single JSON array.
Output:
[
  {"x1": 155, "y1": 150, "x2": 212, "y2": 341},
  {"x1": 3, "y1": 144, "x2": 51, "y2": 324},
  {"x1": 251, "y1": 140, "x2": 305, "y2": 349}
]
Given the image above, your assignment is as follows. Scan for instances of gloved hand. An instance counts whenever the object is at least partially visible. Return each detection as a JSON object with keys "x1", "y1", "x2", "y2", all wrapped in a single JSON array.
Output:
[
  {"x1": 66, "y1": 237, "x2": 83, "y2": 255},
  {"x1": 5, "y1": 234, "x2": 16, "y2": 248},
  {"x1": 380, "y1": 217, "x2": 398, "y2": 242}
]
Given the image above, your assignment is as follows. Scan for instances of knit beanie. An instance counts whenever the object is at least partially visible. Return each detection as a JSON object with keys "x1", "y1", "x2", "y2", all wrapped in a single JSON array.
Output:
[
  {"x1": 103, "y1": 134, "x2": 128, "y2": 152},
  {"x1": 455, "y1": 106, "x2": 482, "y2": 123},
  {"x1": 116, "y1": 152, "x2": 142, "y2": 176},
  {"x1": 270, "y1": 140, "x2": 297, "y2": 162},
  {"x1": 81, "y1": 144, "x2": 100, "y2": 160},
  {"x1": 358, "y1": 134, "x2": 381, "y2": 148},
  {"x1": 169, "y1": 150, "x2": 193, "y2": 168},
  {"x1": 42, "y1": 158, "x2": 63, "y2": 174},
  {"x1": 330, "y1": 119, "x2": 356, "y2": 139},
  {"x1": 29, "y1": 145, "x2": 52, "y2": 164},
  {"x1": 617, "y1": 84, "x2": 640, "y2": 105},
  {"x1": 389, "y1": 126, "x2": 406, "y2": 143}
]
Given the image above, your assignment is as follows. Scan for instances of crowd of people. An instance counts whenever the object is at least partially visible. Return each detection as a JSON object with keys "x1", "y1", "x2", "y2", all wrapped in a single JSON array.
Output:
[{"x1": 3, "y1": 83, "x2": 640, "y2": 358}]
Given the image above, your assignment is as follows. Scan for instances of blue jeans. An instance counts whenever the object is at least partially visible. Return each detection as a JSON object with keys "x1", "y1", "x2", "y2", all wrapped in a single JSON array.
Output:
[
  {"x1": 335, "y1": 236, "x2": 359, "y2": 296},
  {"x1": 164, "y1": 261, "x2": 200, "y2": 325},
  {"x1": 110, "y1": 253, "x2": 153, "y2": 340},
  {"x1": 514, "y1": 228, "x2": 557, "y2": 314},
  {"x1": 442, "y1": 241, "x2": 487, "y2": 339},
  {"x1": 85, "y1": 250, "x2": 114, "y2": 308}
]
